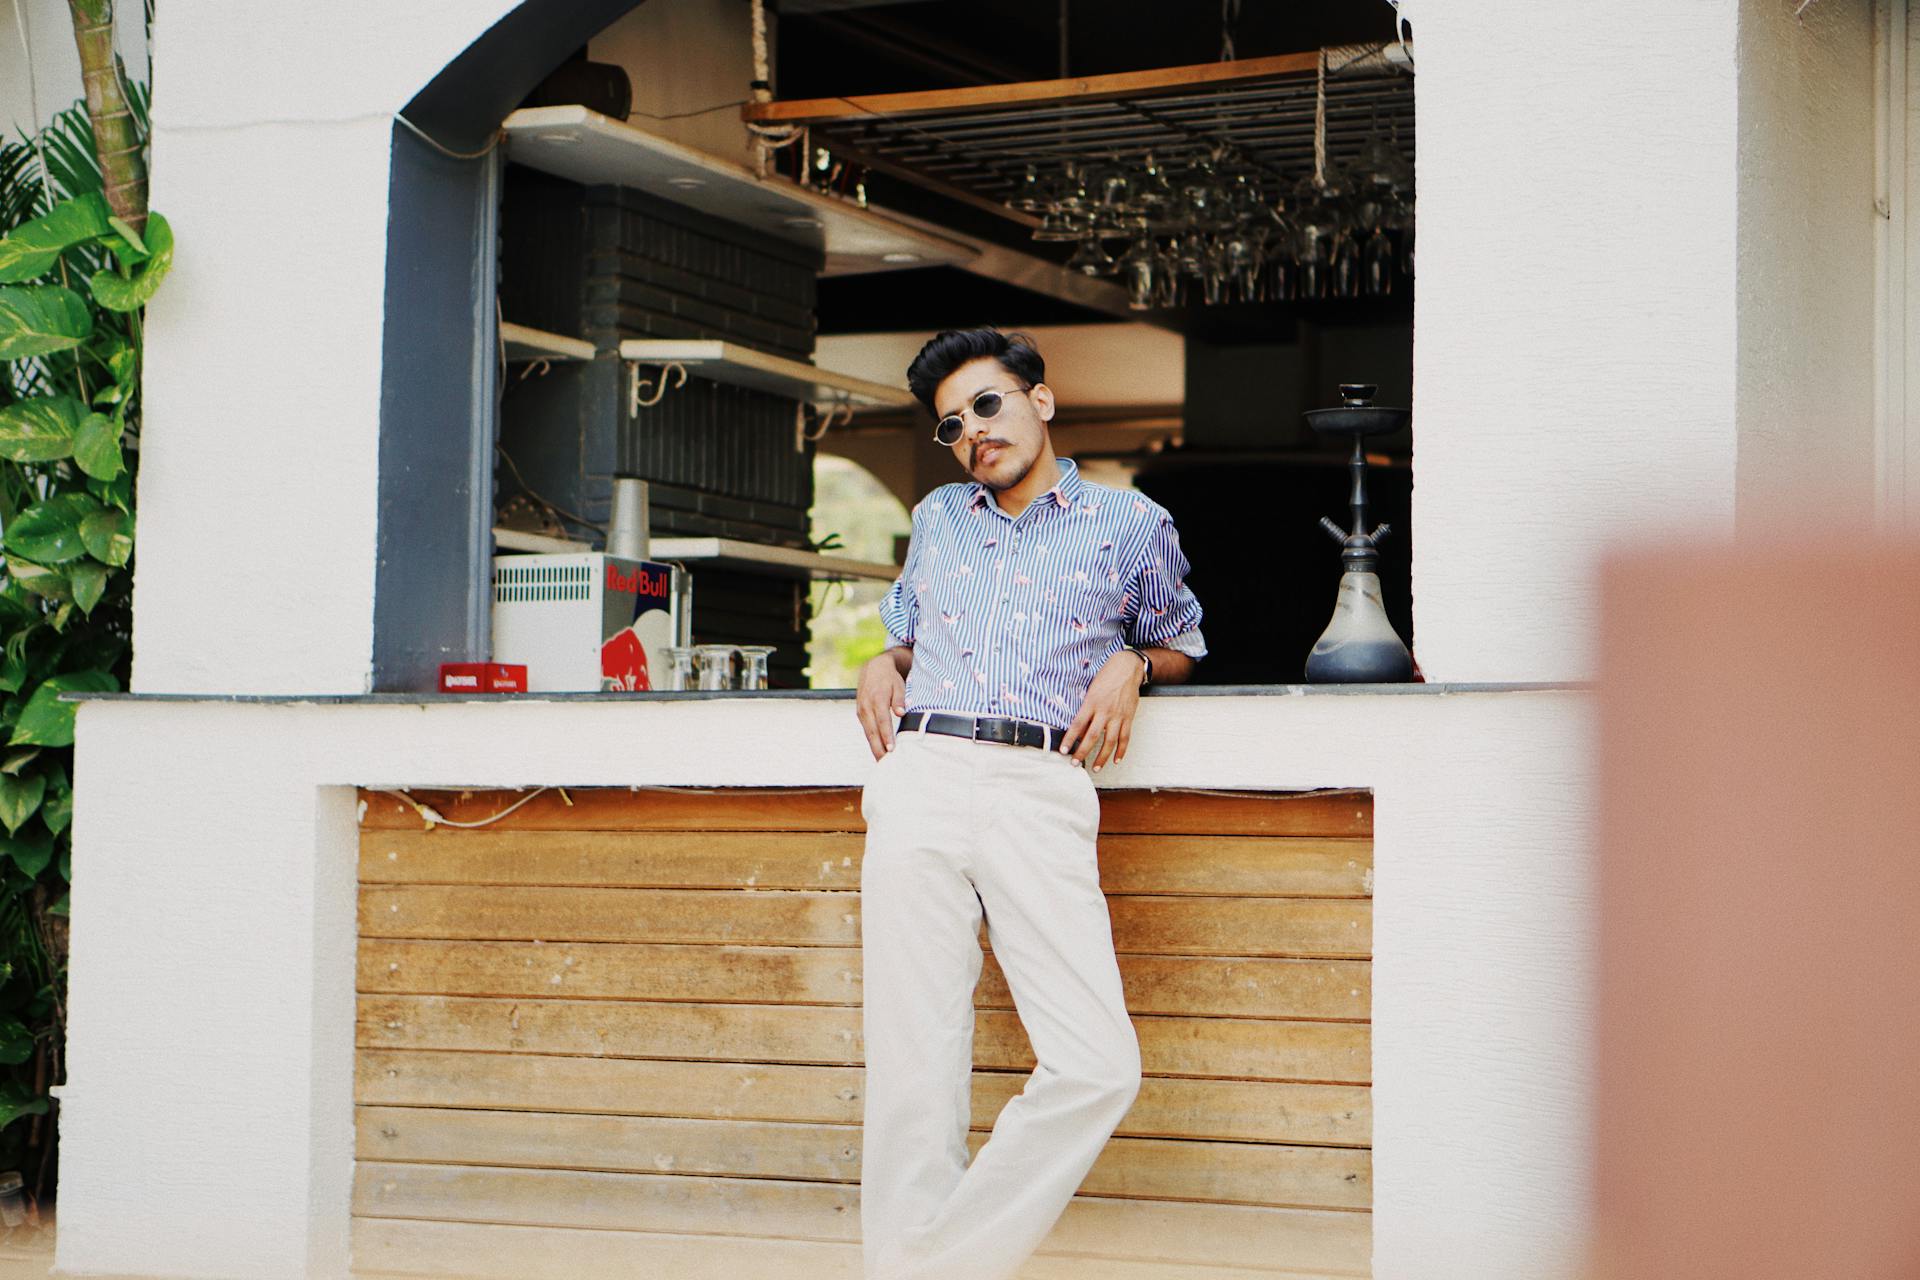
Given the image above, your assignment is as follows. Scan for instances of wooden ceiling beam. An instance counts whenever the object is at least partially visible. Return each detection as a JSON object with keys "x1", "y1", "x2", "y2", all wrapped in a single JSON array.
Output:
[{"x1": 739, "y1": 50, "x2": 1323, "y2": 125}]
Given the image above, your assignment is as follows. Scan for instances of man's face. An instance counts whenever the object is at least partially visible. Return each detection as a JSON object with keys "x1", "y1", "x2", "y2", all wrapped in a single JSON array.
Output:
[{"x1": 933, "y1": 355, "x2": 1055, "y2": 490}]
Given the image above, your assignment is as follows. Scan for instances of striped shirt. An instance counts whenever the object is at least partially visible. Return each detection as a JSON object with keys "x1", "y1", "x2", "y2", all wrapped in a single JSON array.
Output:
[{"x1": 879, "y1": 457, "x2": 1207, "y2": 732}]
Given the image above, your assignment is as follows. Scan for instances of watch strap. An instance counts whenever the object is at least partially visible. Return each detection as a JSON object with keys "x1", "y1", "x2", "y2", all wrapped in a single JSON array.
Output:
[{"x1": 1125, "y1": 645, "x2": 1153, "y2": 688}]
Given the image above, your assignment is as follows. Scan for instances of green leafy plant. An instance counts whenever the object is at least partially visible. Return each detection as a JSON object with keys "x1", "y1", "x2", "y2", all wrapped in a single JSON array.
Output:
[{"x1": 0, "y1": 80, "x2": 165, "y2": 1199}]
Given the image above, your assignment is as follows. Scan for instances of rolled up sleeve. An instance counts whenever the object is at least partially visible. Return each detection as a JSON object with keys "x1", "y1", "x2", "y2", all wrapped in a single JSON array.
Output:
[
  {"x1": 1125, "y1": 512, "x2": 1206, "y2": 657},
  {"x1": 877, "y1": 509, "x2": 924, "y2": 649}
]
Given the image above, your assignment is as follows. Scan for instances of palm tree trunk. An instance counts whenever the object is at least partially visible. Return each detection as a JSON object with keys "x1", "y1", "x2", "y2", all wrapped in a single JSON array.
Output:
[{"x1": 65, "y1": 0, "x2": 147, "y2": 230}]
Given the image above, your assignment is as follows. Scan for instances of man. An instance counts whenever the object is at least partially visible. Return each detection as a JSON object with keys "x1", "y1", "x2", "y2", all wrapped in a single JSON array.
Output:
[{"x1": 853, "y1": 328, "x2": 1208, "y2": 1280}]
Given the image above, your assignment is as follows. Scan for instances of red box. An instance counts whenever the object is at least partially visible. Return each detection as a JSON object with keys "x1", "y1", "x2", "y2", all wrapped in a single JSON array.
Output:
[{"x1": 437, "y1": 662, "x2": 528, "y2": 694}]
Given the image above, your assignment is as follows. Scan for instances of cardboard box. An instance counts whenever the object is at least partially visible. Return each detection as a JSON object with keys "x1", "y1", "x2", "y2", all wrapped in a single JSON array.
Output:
[
  {"x1": 437, "y1": 662, "x2": 528, "y2": 693},
  {"x1": 490, "y1": 552, "x2": 682, "y2": 692}
]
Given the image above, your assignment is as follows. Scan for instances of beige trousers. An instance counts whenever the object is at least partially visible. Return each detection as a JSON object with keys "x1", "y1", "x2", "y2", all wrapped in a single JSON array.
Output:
[{"x1": 857, "y1": 725, "x2": 1143, "y2": 1280}]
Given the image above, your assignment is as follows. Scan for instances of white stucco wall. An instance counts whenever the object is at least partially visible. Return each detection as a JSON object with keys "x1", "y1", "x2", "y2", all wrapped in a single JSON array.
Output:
[
  {"x1": 58, "y1": 690, "x2": 1593, "y2": 1280},
  {"x1": 129, "y1": 1, "x2": 522, "y2": 696},
  {"x1": 46, "y1": 2, "x2": 1891, "y2": 1278},
  {"x1": 1736, "y1": 0, "x2": 1880, "y2": 528},
  {"x1": 115, "y1": 0, "x2": 1791, "y2": 697},
  {"x1": 0, "y1": 0, "x2": 148, "y2": 139},
  {"x1": 1408, "y1": 0, "x2": 1743, "y2": 683}
]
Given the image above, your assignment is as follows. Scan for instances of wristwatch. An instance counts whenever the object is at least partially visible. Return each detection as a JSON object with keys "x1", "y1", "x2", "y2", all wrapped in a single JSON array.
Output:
[{"x1": 1123, "y1": 645, "x2": 1153, "y2": 689}]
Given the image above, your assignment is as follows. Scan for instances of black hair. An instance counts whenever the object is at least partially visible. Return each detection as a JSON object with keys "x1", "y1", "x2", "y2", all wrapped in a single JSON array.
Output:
[{"x1": 905, "y1": 328, "x2": 1045, "y2": 417}]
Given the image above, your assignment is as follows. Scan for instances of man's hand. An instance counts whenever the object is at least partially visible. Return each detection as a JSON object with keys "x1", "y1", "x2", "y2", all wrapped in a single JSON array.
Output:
[
  {"x1": 1059, "y1": 649, "x2": 1147, "y2": 771},
  {"x1": 856, "y1": 647, "x2": 912, "y2": 760}
]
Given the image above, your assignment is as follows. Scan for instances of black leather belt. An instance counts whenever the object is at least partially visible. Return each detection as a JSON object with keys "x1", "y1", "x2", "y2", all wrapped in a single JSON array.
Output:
[{"x1": 898, "y1": 710, "x2": 1063, "y2": 752}]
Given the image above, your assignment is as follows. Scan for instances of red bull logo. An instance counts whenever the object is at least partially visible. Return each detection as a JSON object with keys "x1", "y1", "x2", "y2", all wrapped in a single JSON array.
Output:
[{"x1": 606, "y1": 562, "x2": 670, "y2": 598}]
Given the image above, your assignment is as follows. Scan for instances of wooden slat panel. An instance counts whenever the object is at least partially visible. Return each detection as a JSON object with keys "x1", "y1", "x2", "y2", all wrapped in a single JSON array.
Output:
[
  {"x1": 358, "y1": 998, "x2": 1372, "y2": 1083},
  {"x1": 357, "y1": 1109, "x2": 860, "y2": 1181},
  {"x1": 355, "y1": 1159, "x2": 864, "y2": 1235},
  {"x1": 359, "y1": 886, "x2": 1370, "y2": 958},
  {"x1": 358, "y1": 786, "x2": 1372, "y2": 838},
  {"x1": 356, "y1": 1110, "x2": 1369, "y2": 1209},
  {"x1": 357, "y1": 995, "x2": 863, "y2": 1065},
  {"x1": 359, "y1": 940, "x2": 857, "y2": 1005},
  {"x1": 351, "y1": 1214, "x2": 1365, "y2": 1279},
  {"x1": 1098, "y1": 836, "x2": 1371, "y2": 897},
  {"x1": 359, "y1": 941, "x2": 1371, "y2": 1021},
  {"x1": 360, "y1": 830, "x2": 867, "y2": 889},
  {"x1": 1044, "y1": 1197, "x2": 1370, "y2": 1276},
  {"x1": 354, "y1": 1164, "x2": 1371, "y2": 1269},
  {"x1": 359, "y1": 829, "x2": 1372, "y2": 898},
  {"x1": 975, "y1": 1072, "x2": 1369, "y2": 1146},
  {"x1": 351, "y1": 1215, "x2": 861, "y2": 1280},
  {"x1": 1101, "y1": 897, "x2": 1371, "y2": 959},
  {"x1": 981, "y1": 1010, "x2": 1370, "y2": 1083},
  {"x1": 358, "y1": 1051, "x2": 865, "y2": 1125},
  {"x1": 357, "y1": 886, "x2": 861, "y2": 947},
  {"x1": 356, "y1": 1051, "x2": 1371, "y2": 1146}
]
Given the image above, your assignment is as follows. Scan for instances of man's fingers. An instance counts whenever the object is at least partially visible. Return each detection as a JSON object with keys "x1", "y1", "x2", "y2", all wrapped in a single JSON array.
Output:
[
  {"x1": 1093, "y1": 717, "x2": 1118, "y2": 770},
  {"x1": 1103, "y1": 715, "x2": 1131, "y2": 769},
  {"x1": 1074, "y1": 713, "x2": 1106, "y2": 764},
  {"x1": 856, "y1": 699, "x2": 885, "y2": 760},
  {"x1": 1060, "y1": 706, "x2": 1093, "y2": 755}
]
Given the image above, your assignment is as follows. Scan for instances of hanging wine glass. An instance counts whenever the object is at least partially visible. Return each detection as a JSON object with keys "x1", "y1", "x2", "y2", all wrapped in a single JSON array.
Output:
[
  {"x1": 1118, "y1": 237, "x2": 1159, "y2": 309},
  {"x1": 1010, "y1": 162, "x2": 1049, "y2": 214},
  {"x1": 1093, "y1": 155, "x2": 1132, "y2": 212},
  {"x1": 1331, "y1": 230, "x2": 1362, "y2": 299},
  {"x1": 1054, "y1": 159, "x2": 1092, "y2": 215},
  {"x1": 1152, "y1": 238, "x2": 1181, "y2": 307},
  {"x1": 1031, "y1": 208, "x2": 1084, "y2": 242},
  {"x1": 1130, "y1": 151, "x2": 1176, "y2": 219},
  {"x1": 1221, "y1": 225, "x2": 1259, "y2": 302},
  {"x1": 1066, "y1": 235, "x2": 1117, "y2": 276},
  {"x1": 1363, "y1": 225, "x2": 1394, "y2": 296}
]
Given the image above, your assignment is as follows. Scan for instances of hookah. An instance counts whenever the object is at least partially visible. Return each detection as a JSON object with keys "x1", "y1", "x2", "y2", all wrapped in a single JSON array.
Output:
[{"x1": 1303, "y1": 383, "x2": 1412, "y2": 682}]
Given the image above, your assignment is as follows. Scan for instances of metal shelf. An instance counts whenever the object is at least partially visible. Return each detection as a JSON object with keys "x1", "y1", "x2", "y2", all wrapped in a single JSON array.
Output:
[
  {"x1": 618, "y1": 338, "x2": 916, "y2": 409},
  {"x1": 501, "y1": 322, "x2": 595, "y2": 363},
  {"x1": 501, "y1": 105, "x2": 979, "y2": 277},
  {"x1": 741, "y1": 45, "x2": 1414, "y2": 232}
]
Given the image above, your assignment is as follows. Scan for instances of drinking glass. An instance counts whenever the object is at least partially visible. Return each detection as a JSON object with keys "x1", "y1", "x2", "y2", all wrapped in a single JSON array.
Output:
[
  {"x1": 734, "y1": 645, "x2": 776, "y2": 690},
  {"x1": 694, "y1": 644, "x2": 736, "y2": 691},
  {"x1": 663, "y1": 645, "x2": 698, "y2": 691}
]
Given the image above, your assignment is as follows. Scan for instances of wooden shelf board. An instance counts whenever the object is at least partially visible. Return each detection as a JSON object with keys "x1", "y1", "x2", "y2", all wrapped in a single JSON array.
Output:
[
  {"x1": 500, "y1": 322, "x2": 595, "y2": 363},
  {"x1": 617, "y1": 338, "x2": 916, "y2": 409},
  {"x1": 649, "y1": 536, "x2": 899, "y2": 582},
  {"x1": 501, "y1": 106, "x2": 978, "y2": 277},
  {"x1": 490, "y1": 530, "x2": 900, "y2": 583}
]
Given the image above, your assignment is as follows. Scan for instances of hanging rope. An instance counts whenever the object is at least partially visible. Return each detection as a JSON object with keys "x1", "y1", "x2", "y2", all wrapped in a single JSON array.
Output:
[
  {"x1": 1218, "y1": 0, "x2": 1241, "y2": 62},
  {"x1": 1314, "y1": 47, "x2": 1328, "y2": 188},
  {"x1": 748, "y1": 0, "x2": 803, "y2": 177}
]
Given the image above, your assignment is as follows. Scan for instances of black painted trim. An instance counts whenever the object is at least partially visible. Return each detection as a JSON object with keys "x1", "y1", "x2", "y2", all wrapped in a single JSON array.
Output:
[{"x1": 371, "y1": 0, "x2": 641, "y2": 691}]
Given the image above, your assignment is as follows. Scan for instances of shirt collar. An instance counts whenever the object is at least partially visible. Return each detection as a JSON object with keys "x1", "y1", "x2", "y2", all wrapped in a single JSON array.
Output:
[{"x1": 967, "y1": 456, "x2": 1083, "y2": 515}]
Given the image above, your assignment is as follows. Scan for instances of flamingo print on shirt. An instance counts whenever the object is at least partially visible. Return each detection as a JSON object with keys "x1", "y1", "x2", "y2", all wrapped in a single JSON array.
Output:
[{"x1": 879, "y1": 457, "x2": 1206, "y2": 731}]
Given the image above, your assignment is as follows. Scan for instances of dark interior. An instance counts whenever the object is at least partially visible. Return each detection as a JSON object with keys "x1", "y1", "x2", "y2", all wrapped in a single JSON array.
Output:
[{"x1": 495, "y1": 0, "x2": 1416, "y2": 688}]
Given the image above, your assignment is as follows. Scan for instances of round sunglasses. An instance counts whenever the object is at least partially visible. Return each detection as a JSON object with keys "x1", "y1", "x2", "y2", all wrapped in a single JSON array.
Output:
[{"x1": 933, "y1": 384, "x2": 1032, "y2": 446}]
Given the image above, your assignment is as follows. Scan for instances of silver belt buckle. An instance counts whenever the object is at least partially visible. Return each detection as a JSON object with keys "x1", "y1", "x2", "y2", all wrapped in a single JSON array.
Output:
[{"x1": 973, "y1": 716, "x2": 1016, "y2": 745}]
